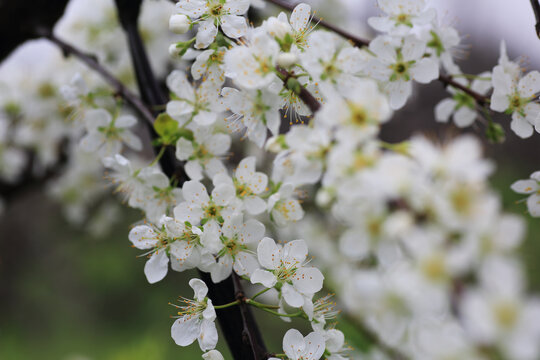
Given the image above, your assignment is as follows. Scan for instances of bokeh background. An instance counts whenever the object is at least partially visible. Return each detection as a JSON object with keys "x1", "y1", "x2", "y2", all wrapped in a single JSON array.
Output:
[{"x1": 1, "y1": 0, "x2": 540, "y2": 359}]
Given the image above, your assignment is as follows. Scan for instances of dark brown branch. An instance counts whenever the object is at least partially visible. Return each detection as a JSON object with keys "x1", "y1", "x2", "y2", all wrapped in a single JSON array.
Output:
[
  {"x1": 38, "y1": 30, "x2": 156, "y2": 126},
  {"x1": 531, "y1": 0, "x2": 540, "y2": 39},
  {"x1": 113, "y1": 0, "x2": 184, "y2": 182},
  {"x1": 438, "y1": 74, "x2": 489, "y2": 106},
  {"x1": 277, "y1": 67, "x2": 321, "y2": 113},
  {"x1": 113, "y1": 2, "x2": 266, "y2": 359},
  {"x1": 265, "y1": 0, "x2": 370, "y2": 47}
]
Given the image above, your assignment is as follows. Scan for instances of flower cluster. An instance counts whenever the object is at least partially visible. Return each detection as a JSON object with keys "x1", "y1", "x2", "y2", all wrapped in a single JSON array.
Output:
[{"x1": 4, "y1": 0, "x2": 540, "y2": 359}]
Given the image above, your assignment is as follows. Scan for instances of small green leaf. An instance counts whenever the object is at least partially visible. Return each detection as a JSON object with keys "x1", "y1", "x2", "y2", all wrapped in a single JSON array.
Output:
[{"x1": 154, "y1": 113, "x2": 178, "y2": 136}]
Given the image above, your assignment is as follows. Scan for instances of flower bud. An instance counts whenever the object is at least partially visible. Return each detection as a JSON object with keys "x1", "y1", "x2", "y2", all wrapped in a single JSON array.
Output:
[
  {"x1": 169, "y1": 14, "x2": 190, "y2": 34},
  {"x1": 169, "y1": 43, "x2": 181, "y2": 57},
  {"x1": 277, "y1": 52, "x2": 298, "y2": 68},
  {"x1": 316, "y1": 187, "x2": 334, "y2": 208},
  {"x1": 266, "y1": 17, "x2": 292, "y2": 39}
]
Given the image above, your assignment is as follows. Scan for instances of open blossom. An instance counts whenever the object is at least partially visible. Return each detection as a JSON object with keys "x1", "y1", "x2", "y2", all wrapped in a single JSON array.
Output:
[
  {"x1": 368, "y1": 0, "x2": 436, "y2": 36},
  {"x1": 175, "y1": 0, "x2": 249, "y2": 49},
  {"x1": 221, "y1": 86, "x2": 282, "y2": 147},
  {"x1": 511, "y1": 171, "x2": 540, "y2": 217},
  {"x1": 461, "y1": 257, "x2": 540, "y2": 359},
  {"x1": 128, "y1": 216, "x2": 204, "y2": 283},
  {"x1": 490, "y1": 65, "x2": 540, "y2": 138},
  {"x1": 264, "y1": 3, "x2": 314, "y2": 51},
  {"x1": 79, "y1": 108, "x2": 142, "y2": 157},
  {"x1": 103, "y1": 154, "x2": 183, "y2": 222},
  {"x1": 422, "y1": 22, "x2": 461, "y2": 73},
  {"x1": 171, "y1": 279, "x2": 218, "y2": 351},
  {"x1": 224, "y1": 28, "x2": 280, "y2": 90},
  {"x1": 269, "y1": 329, "x2": 325, "y2": 360},
  {"x1": 299, "y1": 31, "x2": 369, "y2": 96},
  {"x1": 208, "y1": 214, "x2": 265, "y2": 282},
  {"x1": 212, "y1": 156, "x2": 269, "y2": 215},
  {"x1": 251, "y1": 238, "x2": 324, "y2": 312},
  {"x1": 176, "y1": 124, "x2": 231, "y2": 181},
  {"x1": 267, "y1": 183, "x2": 305, "y2": 227},
  {"x1": 166, "y1": 70, "x2": 223, "y2": 127},
  {"x1": 191, "y1": 47, "x2": 226, "y2": 82},
  {"x1": 435, "y1": 71, "x2": 492, "y2": 128},
  {"x1": 365, "y1": 35, "x2": 439, "y2": 110},
  {"x1": 174, "y1": 180, "x2": 238, "y2": 228},
  {"x1": 316, "y1": 79, "x2": 392, "y2": 142}
]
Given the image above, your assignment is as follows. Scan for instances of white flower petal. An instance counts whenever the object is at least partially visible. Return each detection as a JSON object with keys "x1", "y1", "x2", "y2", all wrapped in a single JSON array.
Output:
[
  {"x1": 128, "y1": 225, "x2": 159, "y2": 249},
  {"x1": 171, "y1": 316, "x2": 199, "y2": 346},
  {"x1": 282, "y1": 283, "x2": 304, "y2": 307},
  {"x1": 221, "y1": 15, "x2": 248, "y2": 39},
  {"x1": 290, "y1": 3, "x2": 311, "y2": 32},
  {"x1": 257, "y1": 237, "x2": 281, "y2": 269},
  {"x1": 250, "y1": 269, "x2": 277, "y2": 288},
  {"x1": 144, "y1": 251, "x2": 169, "y2": 284},
  {"x1": 292, "y1": 267, "x2": 324, "y2": 294}
]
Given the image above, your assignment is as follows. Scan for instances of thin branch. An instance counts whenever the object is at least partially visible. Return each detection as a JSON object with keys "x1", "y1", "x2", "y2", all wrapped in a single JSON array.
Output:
[
  {"x1": 38, "y1": 30, "x2": 156, "y2": 126},
  {"x1": 531, "y1": 0, "x2": 540, "y2": 39},
  {"x1": 265, "y1": 0, "x2": 369, "y2": 47},
  {"x1": 277, "y1": 67, "x2": 321, "y2": 113},
  {"x1": 438, "y1": 74, "x2": 489, "y2": 106}
]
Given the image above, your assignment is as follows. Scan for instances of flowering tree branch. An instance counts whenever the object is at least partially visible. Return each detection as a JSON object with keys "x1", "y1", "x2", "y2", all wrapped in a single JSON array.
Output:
[
  {"x1": 266, "y1": 0, "x2": 491, "y2": 112},
  {"x1": 113, "y1": 2, "x2": 268, "y2": 359},
  {"x1": 38, "y1": 30, "x2": 156, "y2": 126},
  {"x1": 265, "y1": 0, "x2": 369, "y2": 47}
]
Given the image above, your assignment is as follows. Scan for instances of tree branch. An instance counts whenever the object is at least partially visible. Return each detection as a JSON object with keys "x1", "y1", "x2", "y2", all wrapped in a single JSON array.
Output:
[
  {"x1": 438, "y1": 74, "x2": 489, "y2": 106},
  {"x1": 113, "y1": 2, "x2": 267, "y2": 359},
  {"x1": 38, "y1": 30, "x2": 156, "y2": 127},
  {"x1": 531, "y1": 0, "x2": 540, "y2": 39},
  {"x1": 277, "y1": 67, "x2": 321, "y2": 113}
]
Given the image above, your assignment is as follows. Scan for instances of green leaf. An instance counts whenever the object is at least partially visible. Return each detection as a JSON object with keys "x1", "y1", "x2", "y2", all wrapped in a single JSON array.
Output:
[
  {"x1": 154, "y1": 113, "x2": 194, "y2": 145},
  {"x1": 154, "y1": 113, "x2": 178, "y2": 137}
]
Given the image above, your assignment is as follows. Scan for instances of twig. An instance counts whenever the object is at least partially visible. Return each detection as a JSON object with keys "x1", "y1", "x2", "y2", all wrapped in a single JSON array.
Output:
[
  {"x1": 531, "y1": 0, "x2": 540, "y2": 39},
  {"x1": 277, "y1": 67, "x2": 321, "y2": 113},
  {"x1": 37, "y1": 30, "x2": 156, "y2": 126},
  {"x1": 438, "y1": 74, "x2": 489, "y2": 106}
]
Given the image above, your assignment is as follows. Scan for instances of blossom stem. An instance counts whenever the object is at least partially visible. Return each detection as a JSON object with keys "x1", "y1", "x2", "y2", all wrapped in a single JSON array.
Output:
[
  {"x1": 251, "y1": 287, "x2": 271, "y2": 300},
  {"x1": 214, "y1": 299, "x2": 241, "y2": 309},
  {"x1": 246, "y1": 299, "x2": 280, "y2": 309},
  {"x1": 250, "y1": 304, "x2": 305, "y2": 318},
  {"x1": 149, "y1": 146, "x2": 167, "y2": 167}
]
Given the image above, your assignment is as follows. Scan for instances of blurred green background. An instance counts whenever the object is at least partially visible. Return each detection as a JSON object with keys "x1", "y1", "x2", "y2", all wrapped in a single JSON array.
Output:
[{"x1": 0, "y1": 159, "x2": 539, "y2": 360}]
